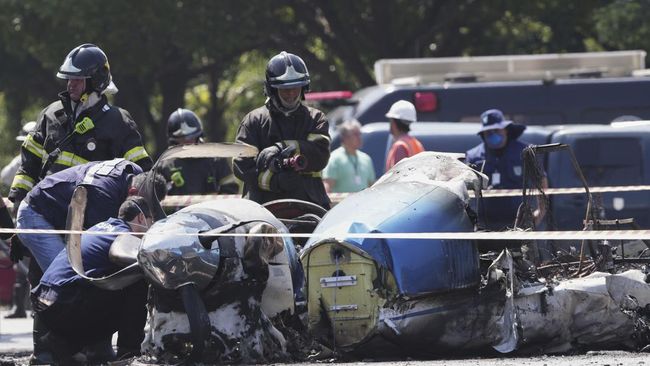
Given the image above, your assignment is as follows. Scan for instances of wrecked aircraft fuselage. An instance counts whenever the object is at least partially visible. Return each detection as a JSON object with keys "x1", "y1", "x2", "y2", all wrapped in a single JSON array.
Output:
[
  {"x1": 301, "y1": 152, "x2": 650, "y2": 356},
  {"x1": 139, "y1": 198, "x2": 303, "y2": 364}
]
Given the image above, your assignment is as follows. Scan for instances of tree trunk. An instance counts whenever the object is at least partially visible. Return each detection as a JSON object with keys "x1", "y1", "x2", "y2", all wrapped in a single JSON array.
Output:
[
  {"x1": 4, "y1": 91, "x2": 28, "y2": 137},
  {"x1": 159, "y1": 70, "x2": 189, "y2": 149},
  {"x1": 113, "y1": 77, "x2": 161, "y2": 158},
  {"x1": 206, "y1": 68, "x2": 226, "y2": 142}
]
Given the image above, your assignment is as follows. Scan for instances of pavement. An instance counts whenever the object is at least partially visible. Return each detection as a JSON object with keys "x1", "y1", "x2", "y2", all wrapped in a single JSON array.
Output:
[
  {"x1": 1, "y1": 311, "x2": 649, "y2": 365},
  {"x1": 0, "y1": 309, "x2": 32, "y2": 354}
]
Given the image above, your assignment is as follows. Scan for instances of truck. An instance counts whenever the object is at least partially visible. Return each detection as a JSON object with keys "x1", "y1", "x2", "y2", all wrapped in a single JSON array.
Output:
[{"x1": 312, "y1": 50, "x2": 650, "y2": 128}]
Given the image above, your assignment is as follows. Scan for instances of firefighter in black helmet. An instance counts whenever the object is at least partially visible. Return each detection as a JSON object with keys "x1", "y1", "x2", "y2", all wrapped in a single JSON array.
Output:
[
  {"x1": 157, "y1": 108, "x2": 238, "y2": 201},
  {"x1": 9, "y1": 43, "x2": 152, "y2": 207},
  {"x1": 234, "y1": 51, "x2": 331, "y2": 209},
  {"x1": 8, "y1": 43, "x2": 153, "y2": 365}
]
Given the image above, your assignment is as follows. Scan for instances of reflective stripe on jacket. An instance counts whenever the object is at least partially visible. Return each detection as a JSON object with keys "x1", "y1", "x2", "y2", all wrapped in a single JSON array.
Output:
[
  {"x1": 9, "y1": 92, "x2": 152, "y2": 202},
  {"x1": 233, "y1": 102, "x2": 331, "y2": 209}
]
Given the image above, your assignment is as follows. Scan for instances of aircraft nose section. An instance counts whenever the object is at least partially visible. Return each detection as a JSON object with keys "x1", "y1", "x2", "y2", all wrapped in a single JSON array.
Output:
[{"x1": 138, "y1": 213, "x2": 220, "y2": 290}]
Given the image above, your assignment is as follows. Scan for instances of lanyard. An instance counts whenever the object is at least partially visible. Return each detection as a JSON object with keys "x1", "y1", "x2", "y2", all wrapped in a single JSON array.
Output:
[{"x1": 348, "y1": 152, "x2": 359, "y2": 175}]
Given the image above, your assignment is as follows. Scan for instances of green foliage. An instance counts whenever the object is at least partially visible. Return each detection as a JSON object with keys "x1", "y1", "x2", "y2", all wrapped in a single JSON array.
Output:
[
  {"x1": 593, "y1": 0, "x2": 650, "y2": 53},
  {"x1": 0, "y1": 0, "x2": 648, "y2": 171},
  {"x1": 0, "y1": 94, "x2": 12, "y2": 166},
  {"x1": 215, "y1": 52, "x2": 268, "y2": 142}
]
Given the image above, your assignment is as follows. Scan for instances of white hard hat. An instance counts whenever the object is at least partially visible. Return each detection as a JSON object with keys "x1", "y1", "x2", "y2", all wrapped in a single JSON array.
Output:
[
  {"x1": 16, "y1": 121, "x2": 37, "y2": 142},
  {"x1": 385, "y1": 100, "x2": 417, "y2": 123}
]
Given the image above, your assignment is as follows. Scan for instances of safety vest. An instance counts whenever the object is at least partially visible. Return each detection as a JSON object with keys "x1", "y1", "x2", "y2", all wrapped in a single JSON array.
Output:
[{"x1": 386, "y1": 135, "x2": 425, "y2": 171}]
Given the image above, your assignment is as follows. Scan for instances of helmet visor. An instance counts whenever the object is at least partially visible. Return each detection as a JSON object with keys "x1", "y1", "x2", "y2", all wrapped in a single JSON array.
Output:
[
  {"x1": 269, "y1": 64, "x2": 309, "y2": 88},
  {"x1": 56, "y1": 55, "x2": 91, "y2": 80},
  {"x1": 56, "y1": 71, "x2": 90, "y2": 80}
]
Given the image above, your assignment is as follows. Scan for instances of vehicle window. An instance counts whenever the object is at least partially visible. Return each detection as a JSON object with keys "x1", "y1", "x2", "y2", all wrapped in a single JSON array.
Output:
[
  {"x1": 460, "y1": 116, "x2": 480, "y2": 123},
  {"x1": 581, "y1": 108, "x2": 650, "y2": 124},
  {"x1": 574, "y1": 137, "x2": 643, "y2": 186},
  {"x1": 510, "y1": 113, "x2": 565, "y2": 125}
]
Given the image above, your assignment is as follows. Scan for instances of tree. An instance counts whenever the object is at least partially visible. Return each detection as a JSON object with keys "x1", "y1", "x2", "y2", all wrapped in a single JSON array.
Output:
[
  {"x1": 0, "y1": 0, "x2": 632, "y2": 165},
  {"x1": 0, "y1": 0, "x2": 281, "y2": 157},
  {"x1": 592, "y1": 0, "x2": 650, "y2": 57}
]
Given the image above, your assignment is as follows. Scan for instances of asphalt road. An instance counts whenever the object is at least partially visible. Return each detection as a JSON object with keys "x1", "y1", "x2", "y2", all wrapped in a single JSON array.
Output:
[{"x1": 1, "y1": 309, "x2": 648, "y2": 365}]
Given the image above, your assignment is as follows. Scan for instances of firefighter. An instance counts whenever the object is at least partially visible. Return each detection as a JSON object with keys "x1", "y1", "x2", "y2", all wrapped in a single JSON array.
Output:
[
  {"x1": 9, "y1": 43, "x2": 153, "y2": 214},
  {"x1": 157, "y1": 108, "x2": 238, "y2": 198},
  {"x1": 234, "y1": 51, "x2": 331, "y2": 209},
  {"x1": 385, "y1": 100, "x2": 424, "y2": 171}
]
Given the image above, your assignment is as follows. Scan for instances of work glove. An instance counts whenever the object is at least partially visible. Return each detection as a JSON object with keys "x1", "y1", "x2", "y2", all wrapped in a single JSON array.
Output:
[
  {"x1": 9, "y1": 235, "x2": 25, "y2": 263},
  {"x1": 256, "y1": 143, "x2": 284, "y2": 171},
  {"x1": 271, "y1": 171, "x2": 301, "y2": 192},
  {"x1": 11, "y1": 198, "x2": 25, "y2": 219},
  {"x1": 8, "y1": 189, "x2": 26, "y2": 217}
]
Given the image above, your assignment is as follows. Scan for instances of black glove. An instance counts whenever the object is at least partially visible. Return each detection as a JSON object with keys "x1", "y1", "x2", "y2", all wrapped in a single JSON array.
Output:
[
  {"x1": 256, "y1": 143, "x2": 283, "y2": 171},
  {"x1": 9, "y1": 234, "x2": 25, "y2": 263},
  {"x1": 272, "y1": 171, "x2": 301, "y2": 192},
  {"x1": 12, "y1": 198, "x2": 24, "y2": 218},
  {"x1": 9, "y1": 189, "x2": 26, "y2": 217}
]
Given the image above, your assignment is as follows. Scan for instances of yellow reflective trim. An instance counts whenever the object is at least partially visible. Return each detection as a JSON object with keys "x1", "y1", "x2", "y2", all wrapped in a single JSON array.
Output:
[
  {"x1": 300, "y1": 171, "x2": 322, "y2": 178},
  {"x1": 283, "y1": 140, "x2": 301, "y2": 155},
  {"x1": 23, "y1": 135, "x2": 45, "y2": 159},
  {"x1": 11, "y1": 174, "x2": 35, "y2": 191},
  {"x1": 258, "y1": 170, "x2": 273, "y2": 191},
  {"x1": 307, "y1": 133, "x2": 331, "y2": 143},
  {"x1": 123, "y1": 146, "x2": 150, "y2": 162},
  {"x1": 54, "y1": 151, "x2": 89, "y2": 167},
  {"x1": 219, "y1": 174, "x2": 238, "y2": 186}
]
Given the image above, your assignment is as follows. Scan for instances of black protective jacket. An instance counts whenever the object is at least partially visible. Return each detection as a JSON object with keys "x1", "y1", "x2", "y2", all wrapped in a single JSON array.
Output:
[
  {"x1": 157, "y1": 156, "x2": 239, "y2": 196},
  {"x1": 9, "y1": 92, "x2": 152, "y2": 202},
  {"x1": 234, "y1": 102, "x2": 331, "y2": 208}
]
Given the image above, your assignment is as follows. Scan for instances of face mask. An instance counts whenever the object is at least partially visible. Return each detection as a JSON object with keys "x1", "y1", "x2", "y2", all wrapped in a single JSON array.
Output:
[
  {"x1": 485, "y1": 133, "x2": 505, "y2": 149},
  {"x1": 131, "y1": 200, "x2": 151, "y2": 231}
]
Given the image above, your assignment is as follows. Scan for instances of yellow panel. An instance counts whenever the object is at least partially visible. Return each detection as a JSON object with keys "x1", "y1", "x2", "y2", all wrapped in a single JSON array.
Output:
[{"x1": 303, "y1": 242, "x2": 384, "y2": 347}]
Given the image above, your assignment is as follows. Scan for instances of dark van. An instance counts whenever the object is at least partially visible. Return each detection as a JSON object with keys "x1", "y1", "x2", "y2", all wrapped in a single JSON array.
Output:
[
  {"x1": 355, "y1": 121, "x2": 650, "y2": 231},
  {"x1": 319, "y1": 51, "x2": 650, "y2": 128}
]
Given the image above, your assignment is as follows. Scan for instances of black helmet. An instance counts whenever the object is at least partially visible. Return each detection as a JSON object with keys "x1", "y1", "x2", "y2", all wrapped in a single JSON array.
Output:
[
  {"x1": 167, "y1": 108, "x2": 203, "y2": 144},
  {"x1": 264, "y1": 51, "x2": 310, "y2": 113},
  {"x1": 57, "y1": 43, "x2": 113, "y2": 94}
]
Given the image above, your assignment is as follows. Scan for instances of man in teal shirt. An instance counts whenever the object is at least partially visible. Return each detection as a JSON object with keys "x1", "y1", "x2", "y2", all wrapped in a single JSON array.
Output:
[{"x1": 323, "y1": 120, "x2": 376, "y2": 193}]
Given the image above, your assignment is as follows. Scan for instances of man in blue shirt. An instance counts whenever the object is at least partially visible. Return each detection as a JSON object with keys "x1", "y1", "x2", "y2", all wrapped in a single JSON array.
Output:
[
  {"x1": 32, "y1": 196, "x2": 153, "y2": 364},
  {"x1": 16, "y1": 158, "x2": 165, "y2": 272},
  {"x1": 15, "y1": 159, "x2": 165, "y2": 364},
  {"x1": 465, "y1": 109, "x2": 547, "y2": 232}
]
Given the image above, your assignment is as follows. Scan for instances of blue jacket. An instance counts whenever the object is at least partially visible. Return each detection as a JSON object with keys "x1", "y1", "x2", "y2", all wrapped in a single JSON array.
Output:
[
  {"x1": 466, "y1": 139, "x2": 529, "y2": 189},
  {"x1": 26, "y1": 159, "x2": 141, "y2": 230},
  {"x1": 466, "y1": 139, "x2": 529, "y2": 230},
  {"x1": 34, "y1": 218, "x2": 129, "y2": 302}
]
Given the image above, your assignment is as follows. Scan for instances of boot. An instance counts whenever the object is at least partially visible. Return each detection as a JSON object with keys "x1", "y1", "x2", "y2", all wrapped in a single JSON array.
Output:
[
  {"x1": 4, "y1": 281, "x2": 28, "y2": 318},
  {"x1": 29, "y1": 313, "x2": 54, "y2": 365},
  {"x1": 38, "y1": 331, "x2": 82, "y2": 366},
  {"x1": 84, "y1": 337, "x2": 116, "y2": 364}
]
